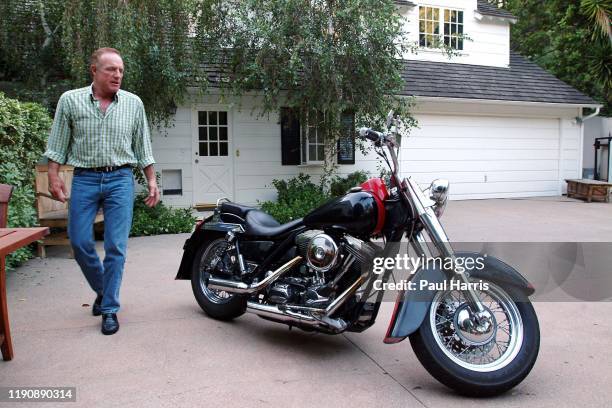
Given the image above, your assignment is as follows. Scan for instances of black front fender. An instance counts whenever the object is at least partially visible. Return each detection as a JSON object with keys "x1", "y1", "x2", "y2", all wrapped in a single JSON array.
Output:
[{"x1": 384, "y1": 252, "x2": 535, "y2": 343}]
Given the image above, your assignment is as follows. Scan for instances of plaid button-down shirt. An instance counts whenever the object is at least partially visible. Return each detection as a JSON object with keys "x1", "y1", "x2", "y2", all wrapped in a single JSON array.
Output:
[{"x1": 44, "y1": 85, "x2": 155, "y2": 169}]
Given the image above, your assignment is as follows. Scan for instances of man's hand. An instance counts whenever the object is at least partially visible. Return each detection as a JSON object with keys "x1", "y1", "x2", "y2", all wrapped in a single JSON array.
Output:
[
  {"x1": 142, "y1": 164, "x2": 160, "y2": 207},
  {"x1": 144, "y1": 181, "x2": 160, "y2": 208},
  {"x1": 48, "y1": 161, "x2": 68, "y2": 203}
]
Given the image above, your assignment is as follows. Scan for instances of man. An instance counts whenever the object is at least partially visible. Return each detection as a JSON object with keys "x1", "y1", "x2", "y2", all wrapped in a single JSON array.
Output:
[{"x1": 45, "y1": 47, "x2": 160, "y2": 335}]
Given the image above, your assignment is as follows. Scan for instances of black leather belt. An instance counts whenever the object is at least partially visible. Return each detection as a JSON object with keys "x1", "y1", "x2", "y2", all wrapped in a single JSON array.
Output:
[{"x1": 77, "y1": 164, "x2": 132, "y2": 173}]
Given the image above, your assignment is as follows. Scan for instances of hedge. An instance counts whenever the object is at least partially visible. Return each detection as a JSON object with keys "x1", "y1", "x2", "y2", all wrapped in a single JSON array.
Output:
[
  {"x1": 260, "y1": 172, "x2": 370, "y2": 224},
  {"x1": 0, "y1": 93, "x2": 52, "y2": 269}
]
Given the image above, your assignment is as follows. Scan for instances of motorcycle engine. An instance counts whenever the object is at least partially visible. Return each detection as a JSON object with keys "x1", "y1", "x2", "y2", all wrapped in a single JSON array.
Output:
[
  {"x1": 267, "y1": 230, "x2": 340, "y2": 307},
  {"x1": 267, "y1": 231, "x2": 376, "y2": 309},
  {"x1": 295, "y1": 230, "x2": 339, "y2": 272}
]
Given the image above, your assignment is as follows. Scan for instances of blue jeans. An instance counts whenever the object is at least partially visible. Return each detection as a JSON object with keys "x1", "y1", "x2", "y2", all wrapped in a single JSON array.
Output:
[{"x1": 68, "y1": 167, "x2": 134, "y2": 314}]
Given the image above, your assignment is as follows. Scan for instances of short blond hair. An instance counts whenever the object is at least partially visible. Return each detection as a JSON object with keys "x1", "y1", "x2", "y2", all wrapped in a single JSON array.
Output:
[{"x1": 90, "y1": 47, "x2": 122, "y2": 67}]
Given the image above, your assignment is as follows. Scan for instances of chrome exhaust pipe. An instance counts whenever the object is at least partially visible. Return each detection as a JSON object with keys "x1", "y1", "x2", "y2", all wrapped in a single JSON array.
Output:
[
  {"x1": 208, "y1": 256, "x2": 302, "y2": 294},
  {"x1": 279, "y1": 274, "x2": 367, "y2": 317},
  {"x1": 247, "y1": 301, "x2": 318, "y2": 325},
  {"x1": 324, "y1": 275, "x2": 366, "y2": 316},
  {"x1": 246, "y1": 301, "x2": 347, "y2": 332}
]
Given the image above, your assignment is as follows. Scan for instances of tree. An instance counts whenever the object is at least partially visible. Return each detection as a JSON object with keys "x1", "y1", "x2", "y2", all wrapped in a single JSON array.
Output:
[
  {"x1": 194, "y1": 0, "x2": 415, "y2": 174},
  {"x1": 580, "y1": 0, "x2": 612, "y2": 44},
  {"x1": 502, "y1": 0, "x2": 612, "y2": 114},
  {"x1": 1, "y1": 0, "x2": 197, "y2": 126},
  {"x1": 1, "y1": 0, "x2": 415, "y2": 172}
]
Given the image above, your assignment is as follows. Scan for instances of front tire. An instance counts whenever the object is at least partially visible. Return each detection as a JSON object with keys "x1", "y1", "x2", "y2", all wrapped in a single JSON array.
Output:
[
  {"x1": 191, "y1": 238, "x2": 247, "y2": 321},
  {"x1": 409, "y1": 280, "x2": 540, "y2": 397}
]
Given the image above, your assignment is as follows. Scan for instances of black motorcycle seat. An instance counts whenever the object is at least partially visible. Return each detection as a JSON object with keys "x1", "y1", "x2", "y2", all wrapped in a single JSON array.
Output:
[
  {"x1": 244, "y1": 210, "x2": 303, "y2": 238},
  {"x1": 220, "y1": 202, "x2": 257, "y2": 219}
]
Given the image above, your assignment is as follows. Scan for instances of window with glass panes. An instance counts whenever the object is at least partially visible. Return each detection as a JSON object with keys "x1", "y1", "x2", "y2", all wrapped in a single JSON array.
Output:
[
  {"x1": 301, "y1": 110, "x2": 325, "y2": 164},
  {"x1": 419, "y1": 7, "x2": 464, "y2": 51},
  {"x1": 419, "y1": 7, "x2": 440, "y2": 48},
  {"x1": 197, "y1": 111, "x2": 229, "y2": 157},
  {"x1": 444, "y1": 9, "x2": 464, "y2": 50}
]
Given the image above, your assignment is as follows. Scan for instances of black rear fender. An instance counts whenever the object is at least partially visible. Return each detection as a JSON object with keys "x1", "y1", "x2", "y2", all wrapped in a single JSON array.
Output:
[{"x1": 175, "y1": 216, "x2": 228, "y2": 280}]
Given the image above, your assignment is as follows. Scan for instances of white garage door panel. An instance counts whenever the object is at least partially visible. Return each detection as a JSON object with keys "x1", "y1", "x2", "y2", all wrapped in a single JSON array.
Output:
[
  {"x1": 449, "y1": 181, "x2": 561, "y2": 196},
  {"x1": 405, "y1": 137, "x2": 559, "y2": 150},
  {"x1": 401, "y1": 114, "x2": 567, "y2": 199},
  {"x1": 402, "y1": 148, "x2": 560, "y2": 162},
  {"x1": 417, "y1": 115, "x2": 557, "y2": 129},
  {"x1": 407, "y1": 170, "x2": 559, "y2": 185},
  {"x1": 401, "y1": 159, "x2": 559, "y2": 173},
  {"x1": 409, "y1": 126, "x2": 559, "y2": 140}
]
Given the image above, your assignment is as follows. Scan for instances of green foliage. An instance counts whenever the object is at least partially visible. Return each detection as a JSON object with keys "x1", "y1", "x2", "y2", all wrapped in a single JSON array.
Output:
[
  {"x1": 260, "y1": 172, "x2": 371, "y2": 223},
  {"x1": 504, "y1": 0, "x2": 612, "y2": 114},
  {"x1": 260, "y1": 174, "x2": 329, "y2": 223},
  {"x1": 329, "y1": 171, "x2": 369, "y2": 197},
  {"x1": 0, "y1": 93, "x2": 52, "y2": 269},
  {"x1": 130, "y1": 172, "x2": 195, "y2": 236},
  {"x1": 0, "y1": 0, "x2": 196, "y2": 124},
  {"x1": 579, "y1": 0, "x2": 612, "y2": 43},
  {"x1": 1, "y1": 0, "x2": 418, "y2": 169},
  {"x1": 130, "y1": 192, "x2": 196, "y2": 237},
  {"x1": 198, "y1": 0, "x2": 415, "y2": 170}
]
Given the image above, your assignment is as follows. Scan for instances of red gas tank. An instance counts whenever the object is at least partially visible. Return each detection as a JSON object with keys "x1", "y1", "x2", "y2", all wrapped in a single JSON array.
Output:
[{"x1": 360, "y1": 178, "x2": 388, "y2": 234}]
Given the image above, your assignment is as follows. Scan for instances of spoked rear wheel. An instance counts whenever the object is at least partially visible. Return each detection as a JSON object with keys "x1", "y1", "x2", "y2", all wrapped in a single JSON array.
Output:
[
  {"x1": 410, "y1": 279, "x2": 540, "y2": 397},
  {"x1": 191, "y1": 238, "x2": 247, "y2": 320}
]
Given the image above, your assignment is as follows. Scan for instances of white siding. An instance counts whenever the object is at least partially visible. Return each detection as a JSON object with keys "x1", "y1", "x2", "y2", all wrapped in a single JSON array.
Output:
[
  {"x1": 232, "y1": 99, "x2": 295, "y2": 204},
  {"x1": 559, "y1": 118, "x2": 583, "y2": 190},
  {"x1": 150, "y1": 107, "x2": 193, "y2": 207},
  {"x1": 398, "y1": 0, "x2": 511, "y2": 67},
  {"x1": 231, "y1": 96, "x2": 384, "y2": 205},
  {"x1": 152, "y1": 94, "x2": 583, "y2": 206}
]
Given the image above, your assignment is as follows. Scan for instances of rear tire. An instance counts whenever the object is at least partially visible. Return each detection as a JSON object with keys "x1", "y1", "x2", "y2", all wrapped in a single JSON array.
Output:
[
  {"x1": 191, "y1": 238, "x2": 247, "y2": 321},
  {"x1": 409, "y1": 281, "x2": 540, "y2": 397}
]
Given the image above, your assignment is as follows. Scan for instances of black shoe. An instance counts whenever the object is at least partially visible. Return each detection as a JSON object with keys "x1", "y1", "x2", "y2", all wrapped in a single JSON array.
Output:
[
  {"x1": 92, "y1": 294, "x2": 103, "y2": 316},
  {"x1": 101, "y1": 313, "x2": 119, "y2": 335}
]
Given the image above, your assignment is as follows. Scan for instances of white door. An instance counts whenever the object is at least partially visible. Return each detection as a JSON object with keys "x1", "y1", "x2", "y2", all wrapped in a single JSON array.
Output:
[
  {"x1": 401, "y1": 114, "x2": 566, "y2": 199},
  {"x1": 192, "y1": 108, "x2": 234, "y2": 204}
]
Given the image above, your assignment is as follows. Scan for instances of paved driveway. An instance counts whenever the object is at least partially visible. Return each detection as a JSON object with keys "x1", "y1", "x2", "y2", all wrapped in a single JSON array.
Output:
[{"x1": 1, "y1": 196, "x2": 611, "y2": 407}]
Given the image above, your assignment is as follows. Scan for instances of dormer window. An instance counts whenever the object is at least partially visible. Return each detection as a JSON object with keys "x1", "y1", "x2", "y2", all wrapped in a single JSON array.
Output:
[{"x1": 419, "y1": 6, "x2": 464, "y2": 50}]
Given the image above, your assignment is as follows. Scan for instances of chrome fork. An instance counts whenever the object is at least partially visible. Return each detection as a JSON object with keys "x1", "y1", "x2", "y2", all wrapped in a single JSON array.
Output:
[{"x1": 403, "y1": 175, "x2": 486, "y2": 314}]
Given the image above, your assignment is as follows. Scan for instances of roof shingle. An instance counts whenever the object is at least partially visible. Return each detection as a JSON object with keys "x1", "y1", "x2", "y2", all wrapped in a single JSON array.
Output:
[
  {"x1": 400, "y1": 52, "x2": 599, "y2": 105},
  {"x1": 394, "y1": 0, "x2": 416, "y2": 6},
  {"x1": 393, "y1": 1, "x2": 516, "y2": 20},
  {"x1": 476, "y1": 0, "x2": 516, "y2": 20}
]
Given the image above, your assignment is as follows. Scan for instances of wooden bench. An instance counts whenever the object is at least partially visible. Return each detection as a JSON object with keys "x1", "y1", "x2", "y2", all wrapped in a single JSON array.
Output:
[
  {"x1": 34, "y1": 165, "x2": 104, "y2": 257},
  {"x1": 566, "y1": 179, "x2": 612, "y2": 203}
]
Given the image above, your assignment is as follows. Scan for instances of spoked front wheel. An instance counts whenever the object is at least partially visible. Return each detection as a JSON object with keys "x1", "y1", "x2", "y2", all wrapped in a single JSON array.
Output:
[{"x1": 410, "y1": 279, "x2": 540, "y2": 397}]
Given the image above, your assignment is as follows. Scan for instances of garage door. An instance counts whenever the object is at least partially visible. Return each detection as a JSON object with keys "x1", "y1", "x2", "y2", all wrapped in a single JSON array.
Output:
[{"x1": 400, "y1": 114, "x2": 571, "y2": 200}]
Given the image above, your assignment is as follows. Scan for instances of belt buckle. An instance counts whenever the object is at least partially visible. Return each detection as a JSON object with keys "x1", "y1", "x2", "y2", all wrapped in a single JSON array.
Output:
[{"x1": 105, "y1": 166, "x2": 112, "y2": 172}]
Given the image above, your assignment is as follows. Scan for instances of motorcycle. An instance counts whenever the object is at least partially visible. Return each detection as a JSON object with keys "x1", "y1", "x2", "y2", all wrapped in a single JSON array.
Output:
[{"x1": 175, "y1": 112, "x2": 540, "y2": 397}]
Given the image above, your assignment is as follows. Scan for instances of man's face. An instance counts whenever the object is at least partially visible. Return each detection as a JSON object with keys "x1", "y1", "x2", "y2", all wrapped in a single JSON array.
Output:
[{"x1": 91, "y1": 52, "x2": 124, "y2": 95}]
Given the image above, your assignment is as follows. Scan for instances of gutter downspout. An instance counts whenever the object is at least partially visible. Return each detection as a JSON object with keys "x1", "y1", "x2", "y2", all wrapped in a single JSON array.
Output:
[
  {"x1": 575, "y1": 106, "x2": 601, "y2": 124},
  {"x1": 574, "y1": 107, "x2": 601, "y2": 182},
  {"x1": 576, "y1": 106, "x2": 605, "y2": 181}
]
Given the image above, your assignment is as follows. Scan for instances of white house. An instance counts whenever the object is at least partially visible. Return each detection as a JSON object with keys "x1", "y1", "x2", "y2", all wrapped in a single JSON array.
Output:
[{"x1": 152, "y1": 0, "x2": 601, "y2": 207}]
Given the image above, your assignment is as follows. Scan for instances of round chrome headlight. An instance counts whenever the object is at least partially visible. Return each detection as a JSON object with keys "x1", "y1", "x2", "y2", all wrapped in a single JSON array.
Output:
[{"x1": 429, "y1": 179, "x2": 450, "y2": 217}]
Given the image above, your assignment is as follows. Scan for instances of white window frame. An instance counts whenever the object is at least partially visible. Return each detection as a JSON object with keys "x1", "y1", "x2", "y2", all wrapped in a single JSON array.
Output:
[
  {"x1": 296, "y1": 110, "x2": 356, "y2": 166},
  {"x1": 300, "y1": 110, "x2": 325, "y2": 165},
  {"x1": 419, "y1": 6, "x2": 464, "y2": 51},
  {"x1": 196, "y1": 110, "x2": 230, "y2": 158}
]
